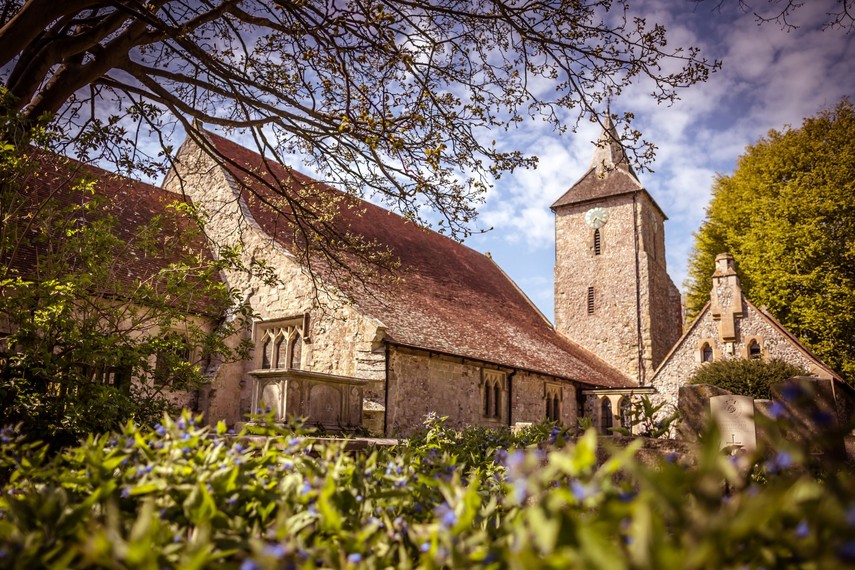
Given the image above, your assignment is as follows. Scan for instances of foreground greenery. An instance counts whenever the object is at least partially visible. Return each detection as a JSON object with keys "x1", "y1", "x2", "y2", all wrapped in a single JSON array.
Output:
[
  {"x1": 685, "y1": 98, "x2": 855, "y2": 383},
  {"x1": 2, "y1": 413, "x2": 854, "y2": 569}
]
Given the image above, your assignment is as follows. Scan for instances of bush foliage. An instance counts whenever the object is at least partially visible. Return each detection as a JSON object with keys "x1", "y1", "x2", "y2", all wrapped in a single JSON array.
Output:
[
  {"x1": 2, "y1": 412, "x2": 855, "y2": 569},
  {"x1": 688, "y1": 358, "x2": 807, "y2": 400}
]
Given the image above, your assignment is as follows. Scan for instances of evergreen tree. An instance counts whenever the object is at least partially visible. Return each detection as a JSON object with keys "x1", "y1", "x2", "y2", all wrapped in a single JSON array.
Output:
[{"x1": 685, "y1": 98, "x2": 855, "y2": 383}]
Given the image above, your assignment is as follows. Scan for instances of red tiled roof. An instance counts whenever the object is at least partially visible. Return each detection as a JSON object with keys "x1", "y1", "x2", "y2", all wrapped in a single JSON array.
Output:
[
  {"x1": 205, "y1": 132, "x2": 631, "y2": 388},
  {"x1": 5, "y1": 151, "x2": 221, "y2": 316}
]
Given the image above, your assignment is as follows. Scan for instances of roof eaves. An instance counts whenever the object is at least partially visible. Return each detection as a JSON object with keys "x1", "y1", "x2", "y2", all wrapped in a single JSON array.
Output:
[{"x1": 649, "y1": 301, "x2": 711, "y2": 382}]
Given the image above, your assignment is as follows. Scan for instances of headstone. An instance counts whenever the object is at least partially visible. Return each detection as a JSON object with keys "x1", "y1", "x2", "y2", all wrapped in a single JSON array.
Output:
[
  {"x1": 677, "y1": 384, "x2": 733, "y2": 441},
  {"x1": 710, "y1": 394, "x2": 756, "y2": 451},
  {"x1": 770, "y1": 377, "x2": 845, "y2": 460}
]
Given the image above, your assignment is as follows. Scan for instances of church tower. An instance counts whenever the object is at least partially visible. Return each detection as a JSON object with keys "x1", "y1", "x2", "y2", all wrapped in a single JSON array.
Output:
[{"x1": 551, "y1": 121, "x2": 682, "y2": 384}]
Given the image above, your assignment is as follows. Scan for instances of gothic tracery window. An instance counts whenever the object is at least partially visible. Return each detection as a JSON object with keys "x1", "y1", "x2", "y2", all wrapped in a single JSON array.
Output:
[
  {"x1": 545, "y1": 386, "x2": 561, "y2": 422},
  {"x1": 257, "y1": 319, "x2": 306, "y2": 370},
  {"x1": 483, "y1": 370, "x2": 505, "y2": 420}
]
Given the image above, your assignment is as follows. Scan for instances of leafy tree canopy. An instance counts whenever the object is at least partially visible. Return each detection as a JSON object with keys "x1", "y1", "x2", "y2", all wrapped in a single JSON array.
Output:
[
  {"x1": 0, "y1": 126, "x2": 254, "y2": 448},
  {"x1": 0, "y1": 0, "x2": 722, "y2": 277},
  {"x1": 685, "y1": 98, "x2": 855, "y2": 383},
  {"x1": 688, "y1": 358, "x2": 807, "y2": 400}
]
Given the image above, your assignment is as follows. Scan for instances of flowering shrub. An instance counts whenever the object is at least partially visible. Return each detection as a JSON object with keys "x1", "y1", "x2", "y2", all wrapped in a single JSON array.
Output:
[{"x1": 1, "y1": 412, "x2": 854, "y2": 569}]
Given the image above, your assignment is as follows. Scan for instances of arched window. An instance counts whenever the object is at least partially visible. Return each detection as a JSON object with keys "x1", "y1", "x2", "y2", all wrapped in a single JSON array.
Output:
[
  {"x1": 261, "y1": 335, "x2": 272, "y2": 369},
  {"x1": 485, "y1": 382, "x2": 492, "y2": 417},
  {"x1": 619, "y1": 397, "x2": 632, "y2": 429},
  {"x1": 552, "y1": 395, "x2": 560, "y2": 421},
  {"x1": 702, "y1": 343, "x2": 713, "y2": 363},
  {"x1": 748, "y1": 339, "x2": 761, "y2": 360},
  {"x1": 545, "y1": 396, "x2": 552, "y2": 420},
  {"x1": 493, "y1": 382, "x2": 501, "y2": 418},
  {"x1": 601, "y1": 398, "x2": 613, "y2": 433},
  {"x1": 593, "y1": 228, "x2": 602, "y2": 256},
  {"x1": 289, "y1": 332, "x2": 302, "y2": 369},
  {"x1": 587, "y1": 287, "x2": 595, "y2": 314},
  {"x1": 274, "y1": 334, "x2": 287, "y2": 368}
]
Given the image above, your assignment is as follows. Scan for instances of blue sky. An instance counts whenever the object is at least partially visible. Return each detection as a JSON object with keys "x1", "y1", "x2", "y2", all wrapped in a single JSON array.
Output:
[{"x1": 463, "y1": 1, "x2": 855, "y2": 322}]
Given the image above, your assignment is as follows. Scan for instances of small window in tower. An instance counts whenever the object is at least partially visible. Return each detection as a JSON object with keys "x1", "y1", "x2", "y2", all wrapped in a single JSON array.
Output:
[
  {"x1": 593, "y1": 228, "x2": 602, "y2": 255},
  {"x1": 587, "y1": 287, "x2": 595, "y2": 314},
  {"x1": 748, "y1": 339, "x2": 761, "y2": 360},
  {"x1": 702, "y1": 343, "x2": 713, "y2": 363}
]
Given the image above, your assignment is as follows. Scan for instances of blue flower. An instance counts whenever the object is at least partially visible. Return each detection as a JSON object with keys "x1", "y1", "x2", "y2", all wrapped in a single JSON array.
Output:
[
  {"x1": 782, "y1": 384, "x2": 804, "y2": 402},
  {"x1": 571, "y1": 480, "x2": 597, "y2": 501},
  {"x1": 177, "y1": 418, "x2": 186, "y2": 430},
  {"x1": 617, "y1": 490, "x2": 637, "y2": 503},
  {"x1": 838, "y1": 541, "x2": 855, "y2": 563},
  {"x1": 155, "y1": 425, "x2": 167, "y2": 436},
  {"x1": 795, "y1": 520, "x2": 809, "y2": 538},
  {"x1": 810, "y1": 409, "x2": 834, "y2": 427},
  {"x1": 765, "y1": 451, "x2": 794, "y2": 473},
  {"x1": 768, "y1": 400, "x2": 786, "y2": 419},
  {"x1": 435, "y1": 503, "x2": 457, "y2": 528},
  {"x1": 420, "y1": 542, "x2": 430, "y2": 553},
  {"x1": 263, "y1": 543, "x2": 287, "y2": 559},
  {"x1": 347, "y1": 553, "x2": 363, "y2": 564},
  {"x1": 240, "y1": 560, "x2": 260, "y2": 570}
]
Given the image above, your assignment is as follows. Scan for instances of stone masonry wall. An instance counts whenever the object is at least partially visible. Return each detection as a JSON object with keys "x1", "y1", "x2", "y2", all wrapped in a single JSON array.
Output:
[
  {"x1": 554, "y1": 191, "x2": 681, "y2": 384},
  {"x1": 638, "y1": 193, "x2": 683, "y2": 381},
  {"x1": 554, "y1": 193, "x2": 642, "y2": 381},
  {"x1": 511, "y1": 370, "x2": 580, "y2": 428},
  {"x1": 386, "y1": 346, "x2": 580, "y2": 436},
  {"x1": 651, "y1": 301, "x2": 832, "y2": 411},
  {"x1": 164, "y1": 138, "x2": 385, "y2": 427}
]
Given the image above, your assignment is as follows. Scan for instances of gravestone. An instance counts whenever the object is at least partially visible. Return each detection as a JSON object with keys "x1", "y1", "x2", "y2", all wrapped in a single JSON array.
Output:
[
  {"x1": 710, "y1": 394, "x2": 757, "y2": 451},
  {"x1": 677, "y1": 384, "x2": 733, "y2": 441},
  {"x1": 770, "y1": 377, "x2": 845, "y2": 460}
]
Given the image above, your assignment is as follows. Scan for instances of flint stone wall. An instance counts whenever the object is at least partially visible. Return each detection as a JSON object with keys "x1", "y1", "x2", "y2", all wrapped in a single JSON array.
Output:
[{"x1": 652, "y1": 302, "x2": 834, "y2": 412}]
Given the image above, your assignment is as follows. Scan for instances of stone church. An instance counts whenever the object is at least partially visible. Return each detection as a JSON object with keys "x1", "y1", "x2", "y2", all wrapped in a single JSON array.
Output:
[{"x1": 7, "y1": 124, "x2": 844, "y2": 436}]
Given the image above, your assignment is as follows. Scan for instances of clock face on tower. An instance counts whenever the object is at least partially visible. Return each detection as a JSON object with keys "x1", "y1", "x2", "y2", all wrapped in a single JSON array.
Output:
[{"x1": 585, "y1": 207, "x2": 609, "y2": 229}]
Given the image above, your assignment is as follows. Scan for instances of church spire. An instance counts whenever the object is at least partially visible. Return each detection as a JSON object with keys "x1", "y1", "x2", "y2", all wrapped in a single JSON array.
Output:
[{"x1": 589, "y1": 113, "x2": 637, "y2": 179}]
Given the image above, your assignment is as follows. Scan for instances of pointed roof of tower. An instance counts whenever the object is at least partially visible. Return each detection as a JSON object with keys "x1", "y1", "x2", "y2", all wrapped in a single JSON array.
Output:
[{"x1": 550, "y1": 116, "x2": 647, "y2": 209}]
